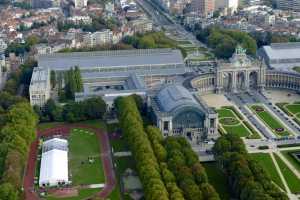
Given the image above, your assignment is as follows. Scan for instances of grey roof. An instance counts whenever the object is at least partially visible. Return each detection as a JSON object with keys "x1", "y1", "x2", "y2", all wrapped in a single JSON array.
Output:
[
  {"x1": 156, "y1": 85, "x2": 201, "y2": 113},
  {"x1": 262, "y1": 43, "x2": 300, "y2": 60},
  {"x1": 37, "y1": 48, "x2": 184, "y2": 71}
]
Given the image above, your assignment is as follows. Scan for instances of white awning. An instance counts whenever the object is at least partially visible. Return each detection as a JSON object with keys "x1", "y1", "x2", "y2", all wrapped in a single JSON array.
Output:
[{"x1": 39, "y1": 139, "x2": 69, "y2": 187}]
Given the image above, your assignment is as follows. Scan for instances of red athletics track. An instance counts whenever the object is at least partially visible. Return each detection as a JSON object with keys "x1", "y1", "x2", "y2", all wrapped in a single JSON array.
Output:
[{"x1": 23, "y1": 124, "x2": 116, "y2": 200}]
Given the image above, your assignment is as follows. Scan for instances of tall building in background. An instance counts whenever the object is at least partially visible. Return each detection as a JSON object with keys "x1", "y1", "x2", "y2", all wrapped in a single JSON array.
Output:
[
  {"x1": 215, "y1": 0, "x2": 239, "y2": 12},
  {"x1": 191, "y1": 0, "x2": 215, "y2": 17},
  {"x1": 277, "y1": 0, "x2": 300, "y2": 11}
]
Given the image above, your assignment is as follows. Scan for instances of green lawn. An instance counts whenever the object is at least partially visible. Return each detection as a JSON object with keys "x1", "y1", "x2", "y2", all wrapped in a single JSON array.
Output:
[
  {"x1": 250, "y1": 153, "x2": 285, "y2": 190},
  {"x1": 110, "y1": 137, "x2": 130, "y2": 153},
  {"x1": 46, "y1": 188, "x2": 99, "y2": 200},
  {"x1": 218, "y1": 107, "x2": 259, "y2": 138},
  {"x1": 274, "y1": 154, "x2": 300, "y2": 193},
  {"x1": 202, "y1": 162, "x2": 231, "y2": 200},
  {"x1": 281, "y1": 150, "x2": 300, "y2": 174},
  {"x1": 286, "y1": 104, "x2": 300, "y2": 115},
  {"x1": 251, "y1": 105, "x2": 291, "y2": 136},
  {"x1": 217, "y1": 109, "x2": 236, "y2": 118},
  {"x1": 219, "y1": 117, "x2": 240, "y2": 125},
  {"x1": 38, "y1": 122, "x2": 64, "y2": 131},
  {"x1": 69, "y1": 128, "x2": 105, "y2": 185},
  {"x1": 221, "y1": 124, "x2": 251, "y2": 137}
]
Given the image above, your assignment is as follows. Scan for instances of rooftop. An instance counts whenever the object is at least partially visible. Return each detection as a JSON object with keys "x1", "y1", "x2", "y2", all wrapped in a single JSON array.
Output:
[
  {"x1": 37, "y1": 48, "x2": 184, "y2": 71},
  {"x1": 262, "y1": 42, "x2": 300, "y2": 60},
  {"x1": 156, "y1": 85, "x2": 200, "y2": 113}
]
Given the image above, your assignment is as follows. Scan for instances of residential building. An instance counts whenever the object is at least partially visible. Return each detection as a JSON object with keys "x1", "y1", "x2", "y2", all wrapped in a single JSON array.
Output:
[
  {"x1": 83, "y1": 30, "x2": 113, "y2": 47},
  {"x1": 277, "y1": 0, "x2": 300, "y2": 12},
  {"x1": 74, "y1": 0, "x2": 87, "y2": 8},
  {"x1": 29, "y1": 67, "x2": 51, "y2": 107},
  {"x1": 191, "y1": 0, "x2": 215, "y2": 17}
]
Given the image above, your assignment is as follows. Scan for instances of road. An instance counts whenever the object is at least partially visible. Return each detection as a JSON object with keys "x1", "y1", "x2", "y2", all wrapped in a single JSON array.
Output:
[{"x1": 136, "y1": 0, "x2": 207, "y2": 48}]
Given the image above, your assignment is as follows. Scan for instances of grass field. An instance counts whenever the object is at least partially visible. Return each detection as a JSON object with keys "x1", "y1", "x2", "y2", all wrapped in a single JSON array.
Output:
[
  {"x1": 282, "y1": 150, "x2": 300, "y2": 174},
  {"x1": 202, "y1": 162, "x2": 231, "y2": 200},
  {"x1": 274, "y1": 154, "x2": 300, "y2": 193},
  {"x1": 69, "y1": 128, "x2": 105, "y2": 185},
  {"x1": 250, "y1": 153, "x2": 285, "y2": 190},
  {"x1": 217, "y1": 107, "x2": 260, "y2": 138},
  {"x1": 46, "y1": 188, "x2": 100, "y2": 200},
  {"x1": 251, "y1": 105, "x2": 291, "y2": 137}
]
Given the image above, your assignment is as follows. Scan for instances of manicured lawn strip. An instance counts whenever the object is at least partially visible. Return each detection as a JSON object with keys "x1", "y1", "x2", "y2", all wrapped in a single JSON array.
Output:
[
  {"x1": 286, "y1": 104, "x2": 300, "y2": 115},
  {"x1": 222, "y1": 106, "x2": 243, "y2": 120},
  {"x1": 251, "y1": 105, "x2": 291, "y2": 136},
  {"x1": 250, "y1": 153, "x2": 285, "y2": 191},
  {"x1": 202, "y1": 162, "x2": 231, "y2": 200},
  {"x1": 38, "y1": 122, "x2": 64, "y2": 131},
  {"x1": 217, "y1": 108, "x2": 236, "y2": 118},
  {"x1": 69, "y1": 129, "x2": 105, "y2": 185},
  {"x1": 282, "y1": 150, "x2": 300, "y2": 173},
  {"x1": 222, "y1": 124, "x2": 250, "y2": 137},
  {"x1": 274, "y1": 154, "x2": 300, "y2": 193},
  {"x1": 243, "y1": 120, "x2": 261, "y2": 139},
  {"x1": 46, "y1": 188, "x2": 99, "y2": 200}
]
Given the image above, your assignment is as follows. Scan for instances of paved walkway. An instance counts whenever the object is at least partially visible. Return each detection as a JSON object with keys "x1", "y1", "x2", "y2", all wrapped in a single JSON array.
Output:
[{"x1": 23, "y1": 124, "x2": 116, "y2": 200}]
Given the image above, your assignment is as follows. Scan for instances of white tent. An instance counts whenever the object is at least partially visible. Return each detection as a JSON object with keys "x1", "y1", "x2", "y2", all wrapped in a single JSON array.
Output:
[{"x1": 39, "y1": 138, "x2": 69, "y2": 187}]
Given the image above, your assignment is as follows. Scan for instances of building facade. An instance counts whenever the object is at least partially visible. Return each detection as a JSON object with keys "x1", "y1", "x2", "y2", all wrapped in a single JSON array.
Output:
[
  {"x1": 277, "y1": 0, "x2": 300, "y2": 12},
  {"x1": 29, "y1": 67, "x2": 51, "y2": 107},
  {"x1": 151, "y1": 85, "x2": 218, "y2": 144},
  {"x1": 191, "y1": 0, "x2": 215, "y2": 17}
]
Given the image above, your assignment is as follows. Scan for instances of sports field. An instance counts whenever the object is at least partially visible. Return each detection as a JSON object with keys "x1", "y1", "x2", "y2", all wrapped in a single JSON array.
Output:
[
  {"x1": 217, "y1": 107, "x2": 260, "y2": 138},
  {"x1": 250, "y1": 105, "x2": 291, "y2": 137},
  {"x1": 69, "y1": 128, "x2": 105, "y2": 185}
]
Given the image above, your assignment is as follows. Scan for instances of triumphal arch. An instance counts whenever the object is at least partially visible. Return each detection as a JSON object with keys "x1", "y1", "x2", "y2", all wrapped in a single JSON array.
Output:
[{"x1": 215, "y1": 46, "x2": 266, "y2": 93}]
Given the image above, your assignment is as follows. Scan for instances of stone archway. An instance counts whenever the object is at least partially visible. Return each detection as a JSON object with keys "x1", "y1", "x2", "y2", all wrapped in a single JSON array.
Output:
[
  {"x1": 223, "y1": 72, "x2": 233, "y2": 92},
  {"x1": 249, "y1": 71, "x2": 258, "y2": 89},
  {"x1": 237, "y1": 71, "x2": 246, "y2": 91}
]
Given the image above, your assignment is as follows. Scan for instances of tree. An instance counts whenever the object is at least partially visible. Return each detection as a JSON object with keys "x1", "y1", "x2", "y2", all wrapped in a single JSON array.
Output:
[{"x1": 0, "y1": 183, "x2": 18, "y2": 200}]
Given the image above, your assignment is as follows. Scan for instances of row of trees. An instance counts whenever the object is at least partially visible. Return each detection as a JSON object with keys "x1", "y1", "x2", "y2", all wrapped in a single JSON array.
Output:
[
  {"x1": 56, "y1": 66, "x2": 83, "y2": 101},
  {"x1": 3, "y1": 59, "x2": 37, "y2": 97},
  {"x1": 164, "y1": 137, "x2": 220, "y2": 200},
  {"x1": 57, "y1": 16, "x2": 120, "y2": 32},
  {"x1": 5, "y1": 35, "x2": 40, "y2": 57},
  {"x1": 34, "y1": 97, "x2": 106, "y2": 123},
  {"x1": 116, "y1": 95, "x2": 219, "y2": 200},
  {"x1": 0, "y1": 92, "x2": 38, "y2": 200},
  {"x1": 122, "y1": 32, "x2": 177, "y2": 50},
  {"x1": 213, "y1": 134, "x2": 288, "y2": 200},
  {"x1": 196, "y1": 27, "x2": 257, "y2": 59},
  {"x1": 145, "y1": 126, "x2": 185, "y2": 200},
  {"x1": 115, "y1": 96, "x2": 170, "y2": 200}
]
